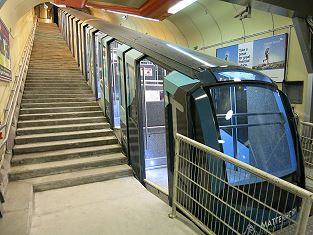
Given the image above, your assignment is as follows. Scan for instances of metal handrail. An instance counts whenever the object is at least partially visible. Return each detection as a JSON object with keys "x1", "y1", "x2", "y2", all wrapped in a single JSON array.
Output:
[
  {"x1": 170, "y1": 133, "x2": 313, "y2": 235},
  {"x1": 175, "y1": 133, "x2": 313, "y2": 198},
  {"x1": 301, "y1": 121, "x2": 313, "y2": 128},
  {"x1": 0, "y1": 19, "x2": 37, "y2": 167}
]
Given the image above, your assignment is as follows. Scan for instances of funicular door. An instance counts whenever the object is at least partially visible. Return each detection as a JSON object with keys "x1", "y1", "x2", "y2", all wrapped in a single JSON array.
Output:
[
  {"x1": 124, "y1": 49, "x2": 145, "y2": 181},
  {"x1": 117, "y1": 44, "x2": 131, "y2": 157},
  {"x1": 66, "y1": 14, "x2": 71, "y2": 45},
  {"x1": 94, "y1": 32, "x2": 106, "y2": 101},
  {"x1": 80, "y1": 23, "x2": 88, "y2": 75},
  {"x1": 62, "y1": 12, "x2": 67, "y2": 39},
  {"x1": 83, "y1": 25, "x2": 92, "y2": 80},
  {"x1": 77, "y1": 21, "x2": 82, "y2": 67},
  {"x1": 87, "y1": 28, "x2": 99, "y2": 98},
  {"x1": 96, "y1": 33, "x2": 107, "y2": 111},
  {"x1": 73, "y1": 18, "x2": 79, "y2": 62},
  {"x1": 101, "y1": 36, "x2": 114, "y2": 126},
  {"x1": 69, "y1": 16, "x2": 75, "y2": 54}
]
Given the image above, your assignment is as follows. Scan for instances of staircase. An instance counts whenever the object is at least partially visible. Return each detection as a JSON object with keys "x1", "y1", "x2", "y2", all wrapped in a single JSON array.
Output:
[{"x1": 9, "y1": 23, "x2": 132, "y2": 192}]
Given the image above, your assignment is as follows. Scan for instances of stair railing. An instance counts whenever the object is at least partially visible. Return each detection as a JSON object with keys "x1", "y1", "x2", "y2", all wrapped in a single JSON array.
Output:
[{"x1": 0, "y1": 18, "x2": 37, "y2": 174}]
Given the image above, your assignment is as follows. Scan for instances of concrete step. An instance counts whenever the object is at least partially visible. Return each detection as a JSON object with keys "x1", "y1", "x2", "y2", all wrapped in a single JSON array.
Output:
[
  {"x1": 28, "y1": 65, "x2": 78, "y2": 68},
  {"x1": 23, "y1": 87, "x2": 91, "y2": 92},
  {"x1": 10, "y1": 153, "x2": 127, "y2": 181},
  {"x1": 26, "y1": 75, "x2": 84, "y2": 78},
  {"x1": 23, "y1": 90, "x2": 92, "y2": 95},
  {"x1": 12, "y1": 144, "x2": 122, "y2": 166},
  {"x1": 27, "y1": 64, "x2": 78, "y2": 68},
  {"x1": 23, "y1": 164, "x2": 132, "y2": 192},
  {"x1": 25, "y1": 79, "x2": 84, "y2": 84},
  {"x1": 15, "y1": 129, "x2": 114, "y2": 144},
  {"x1": 24, "y1": 82, "x2": 86, "y2": 87},
  {"x1": 20, "y1": 106, "x2": 100, "y2": 115},
  {"x1": 13, "y1": 136, "x2": 118, "y2": 155},
  {"x1": 24, "y1": 85, "x2": 89, "y2": 90},
  {"x1": 22, "y1": 93, "x2": 94, "y2": 99},
  {"x1": 18, "y1": 111, "x2": 103, "y2": 121},
  {"x1": 27, "y1": 70, "x2": 81, "y2": 74},
  {"x1": 25, "y1": 78, "x2": 84, "y2": 81},
  {"x1": 25, "y1": 77, "x2": 85, "y2": 81},
  {"x1": 17, "y1": 122, "x2": 109, "y2": 135},
  {"x1": 18, "y1": 116, "x2": 106, "y2": 128},
  {"x1": 21, "y1": 97, "x2": 95, "y2": 103},
  {"x1": 21, "y1": 101, "x2": 98, "y2": 108}
]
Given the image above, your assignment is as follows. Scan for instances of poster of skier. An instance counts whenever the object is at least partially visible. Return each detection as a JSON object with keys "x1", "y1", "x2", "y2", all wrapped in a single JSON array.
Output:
[
  {"x1": 216, "y1": 34, "x2": 288, "y2": 82},
  {"x1": 0, "y1": 18, "x2": 11, "y2": 81}
]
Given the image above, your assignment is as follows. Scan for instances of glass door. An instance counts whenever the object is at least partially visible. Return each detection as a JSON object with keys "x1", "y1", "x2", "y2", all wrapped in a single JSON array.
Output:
[
  {"x1": 124, "y1": 49, "x2": 145, "y2": 181},
  {"x1": 139, "y1": 59, "x2": 169, "y2": 190},
  {"x1": 109, "y1": 40, "x2": 121, "y2": 128}
]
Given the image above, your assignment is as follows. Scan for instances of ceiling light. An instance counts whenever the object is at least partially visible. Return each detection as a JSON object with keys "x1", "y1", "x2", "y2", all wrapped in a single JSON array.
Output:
[
  {"x1": 44, "y1": 3, "x2": 48, "y2": 9},
  {"x1": 105, "y1": 10, "x2": 159, "y2": 22},
  {"x1": 168, "y1": 0, "x2": 197, "y2": 14}
]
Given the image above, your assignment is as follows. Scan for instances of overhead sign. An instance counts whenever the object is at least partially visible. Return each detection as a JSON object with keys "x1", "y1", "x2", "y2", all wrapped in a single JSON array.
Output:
[
  {"x1": 216, "y1": 34, "x2": 288, "y2": 82},
  {"x1": 0, "y1": 18, "x2": 11, "y2": 81}
]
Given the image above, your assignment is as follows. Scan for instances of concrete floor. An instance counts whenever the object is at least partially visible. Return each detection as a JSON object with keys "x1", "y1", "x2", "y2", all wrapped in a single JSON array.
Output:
[
  {"x1": 146, "y1": 167, "x2": 168, "y2": 190},
  {"x1": 30, "y1": 177, "x2": 204, "y2": 235}
]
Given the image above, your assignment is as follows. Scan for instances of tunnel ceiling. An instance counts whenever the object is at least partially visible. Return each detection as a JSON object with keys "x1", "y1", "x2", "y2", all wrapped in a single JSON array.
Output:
[
  {"x1": 218, "y1": 0, "x2": 313, "y2": 18},
  {"x1": 89, "y1": 0, "x2": 148, "y2": 8},
  {"x1": 54, "y1": 0, "x2": 313, "y2": 21},
  {"x1": 54, "y1": 0, "x2": 179, "y2": 20}
]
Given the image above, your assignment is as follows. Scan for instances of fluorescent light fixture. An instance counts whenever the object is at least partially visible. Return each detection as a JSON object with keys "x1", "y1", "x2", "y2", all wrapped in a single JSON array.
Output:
[
  {"x1": 225, "y1": 110, "x2": 233, "y2": 120},
  {"x1": 167, "y1": 44, "x2": 215, "y2": 67},
  {"x1": 44, "y1": 3, "x2": 48, "y2": 9},
  {"x1": 168, "y1": 0, "x2": 197, "y2": 14},
  {"x1": 105, "y1": 10, "x2": 159, "y2": 22},
  {"x1": 50, "y1": 2, "x2": 66, "y2": 8},
  {"x1": 218, "y1": 140, "x2": 225, "y2": 144},
  {"x1": 233, "y1": 78, "x2": 241, "y2": 82}
]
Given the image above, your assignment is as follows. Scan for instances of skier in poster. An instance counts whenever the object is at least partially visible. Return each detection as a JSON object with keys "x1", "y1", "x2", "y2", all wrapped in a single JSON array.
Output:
[
  {"x1": 224, "y1": 52, "x2": 229, "y2": 62},
  {"x1": 263, "y1": 48, "x2": 270, "y2": 65}
]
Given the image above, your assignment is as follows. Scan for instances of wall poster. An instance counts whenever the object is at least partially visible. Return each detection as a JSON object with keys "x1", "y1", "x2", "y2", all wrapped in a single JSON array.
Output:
[
  {"x1": 0, "y1": 18, "x2": 11, "y2": 81},
  {"x1": 216, "y1": 34, "x2": 288, "y2": 82}
]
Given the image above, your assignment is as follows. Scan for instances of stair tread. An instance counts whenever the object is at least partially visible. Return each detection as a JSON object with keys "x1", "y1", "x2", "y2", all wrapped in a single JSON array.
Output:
[
  {"x1": 19, "y1": 110, "x2": 103, "y2": 117},
  {"x1": 14, "y1": 136, "x2": 117, "y2": 150},
  {"x1": 15, "y1": 129, "x2": 113, "y2": 140},
  {"x1": 18, "y1": 164, "x2": 132, "y2": 185},
  {"x1": 20, "y1": 106, "x2": 99, "y2": 112},
  {"x1": 11, "y1": 153, "x2": 126, "y2": 174},
  {"x1": 18, "y1": 116, "x2": 105, "y2": 125},
  {"x1": 17, "y1": 122, "x2": 107, "y2": 131},
  {"x1": 12, "y1": 144, "x2": 121, "y2": 160}
]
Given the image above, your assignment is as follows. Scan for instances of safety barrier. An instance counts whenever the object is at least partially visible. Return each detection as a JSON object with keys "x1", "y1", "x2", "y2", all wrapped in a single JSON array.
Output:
[
  {"x1": 300, "y1": 121, "x2": 313, "y2": 183},
  {"x1": 0, "y1": 19, "x2": 37, "y2": 170},
  {"x1": 169, "y1": 133, "x2": 313, "y2": 235}
]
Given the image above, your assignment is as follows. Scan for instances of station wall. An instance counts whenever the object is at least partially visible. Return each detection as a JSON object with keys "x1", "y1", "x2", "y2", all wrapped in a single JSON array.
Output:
[
  {"x1": 88, "y1": 0, "x2": 308, "y2": 120},
  {"x1": 0, "y1": 0, "x2": 45, "y2": 123}
]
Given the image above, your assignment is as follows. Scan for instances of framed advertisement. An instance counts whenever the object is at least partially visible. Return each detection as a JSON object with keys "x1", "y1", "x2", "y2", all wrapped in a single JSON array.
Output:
[
  {"x1": 0, "y1": 18, "x2": 11, "y2": 82},
  {"x1": 216, "y1": 34, "x2": 288, "y2": 83}
]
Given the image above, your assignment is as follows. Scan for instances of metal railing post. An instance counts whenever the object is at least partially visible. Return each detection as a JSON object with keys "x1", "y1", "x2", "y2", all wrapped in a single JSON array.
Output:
[
  {"x1": 296, "y1": 196, "x2": 313, "y2": 234},
  {"x1": 169, "y1": 136, "x2": 180, "y2": 219}
]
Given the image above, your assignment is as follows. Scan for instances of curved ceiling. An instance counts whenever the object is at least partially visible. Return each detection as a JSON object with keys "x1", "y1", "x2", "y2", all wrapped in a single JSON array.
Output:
[
  {"x1": 0, "y1": 0, "x2": 47, "y2": 28},
  {"x1": 54, "y1": 0, "x2": 179, "y2": 20}
]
